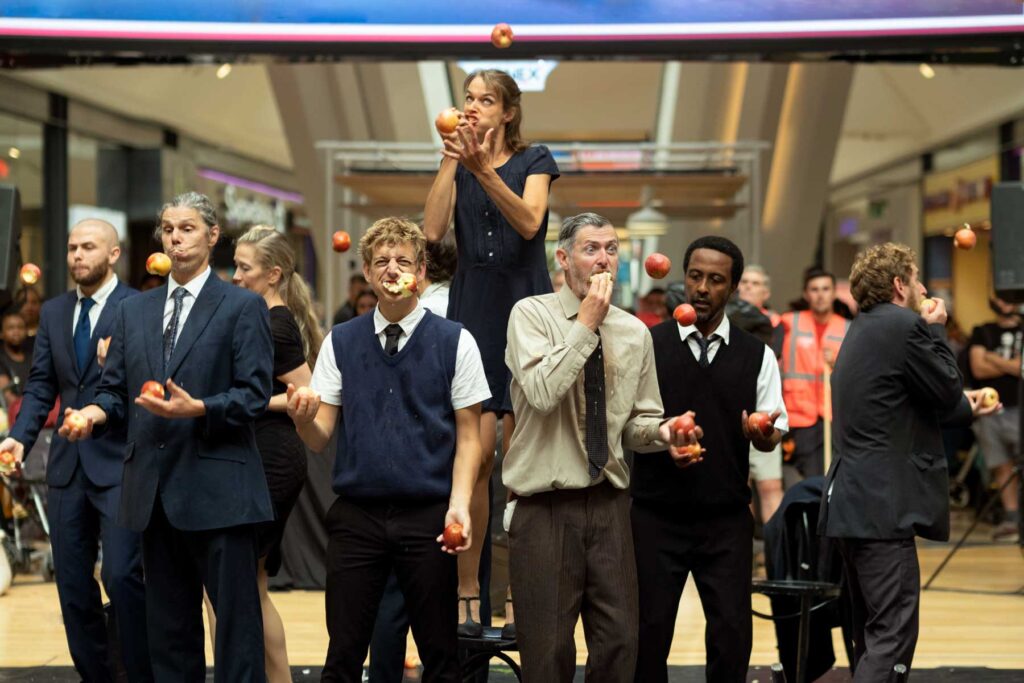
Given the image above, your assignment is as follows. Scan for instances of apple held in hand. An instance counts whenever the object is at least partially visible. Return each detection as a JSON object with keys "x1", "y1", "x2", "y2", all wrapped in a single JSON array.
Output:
[
  {"x1": 491, "y1": 22, "x2": 514, "y2": 48},
  {"x1": 0, "y1": 450, "x2": 15, "y2": 473},
  {"x1": 747, "y1": 411, "x2": 773, "y2": 436},
  {"x1": 332, "y1": 230, "x2": 352, "y2": 253},
  {"x1": 673, "y1": 414, "x2": 696, "y2": 436},
  {"x1": 953, "y1": 224, "x2": 976, "y2": 250},
  {"x1": 443, "y1": 522, "x2": 465, "y2": 548},
  {"x1": 20, "y1": 263, "x2": 41, "y2": 285},
  {"x1": 65, "y1": 411, "x2": 89, "y2": 432},
  {"x1": 918, "y1": 298, "x2": 937, "y2": 315},
  {"x1": 673, "y1": 303, "x2": 697, "y2": 326},
  {"x1": 141, "y1": 380, "x2": 165, "y2": 400},
  {"x1": 677, "y1": 443, "x2": 705, "y2": 458},
  {"x1": 435, "y1": 108, "x2": 460, "y2": 136},
  {"x1": 980, "y1": 387, "x2": 1000, "y2": 409},
  {"x1": 644, "y1": 253, "x2": 672, "y2": 279},
  {"x1": 146, "y1": 252, "x2": 172, "y2": 277}
]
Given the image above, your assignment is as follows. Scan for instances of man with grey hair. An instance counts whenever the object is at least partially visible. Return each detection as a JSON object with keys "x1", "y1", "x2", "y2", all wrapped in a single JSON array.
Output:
[
  {"x1": 1, "y1": 219, "x2": 152, "y2": 681},
  {"x1": 62, "y1": 192, "x2": 275, "y2": 682},
  {"x1": 503, "y1": 212, "x2": 701, "y2": 682}
]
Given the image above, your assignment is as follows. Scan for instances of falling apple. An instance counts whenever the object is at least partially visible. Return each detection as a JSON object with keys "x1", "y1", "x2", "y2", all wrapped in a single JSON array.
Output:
[
  {"x1": 747, "y1": 411, "x2": 774, "y2": 436},
  {"x1": 435, "y1": 108, "x2": 460, "y2": 136},
  {"x1": 491, "y1": 22, "x2": 514, "y2": 48},
  {"x1": 146, "y1": 252, "x2": 172, "y2": 277},
  {"x1": 332, "y1": 230, "x2": 352, "y2": 253},
  {"x1": 443, "y1": 522, "x2": 465, "y2": 548},
  {"x1": 953, "y1": 224, "x2": 976, "y2": 250},
  {"x1": 141, "y1": 380, "x2": 165, "y2": 400},
  {"x1": 673, "y1": 303, "x2": 697, "y2": 326},
  {"x1": 644, "y1": 253, "x2": 672, "y2": 279},
  {"x1": 979, "y1": 387, "x2": 1000, "y2": 408},
  {"x1": 19, "y1": 263, "x2": 41, "y2": 285}
]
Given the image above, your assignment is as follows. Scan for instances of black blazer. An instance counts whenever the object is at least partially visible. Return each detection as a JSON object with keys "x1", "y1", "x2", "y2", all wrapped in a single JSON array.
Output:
[
  {"x1": 95, "y1": 274, "x2": 275, "y2": 532},
  {"x1": 11, "y1": 281, "x2": 137, "y2": 488},
  {"x1": 819, "y1": 303, "x2": 971, "y2": 542}
]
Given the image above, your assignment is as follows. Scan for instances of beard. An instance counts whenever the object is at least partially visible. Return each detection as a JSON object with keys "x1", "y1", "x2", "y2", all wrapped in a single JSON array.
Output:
[{"x1": 72, "y1": 262, "x2": 109, "y2": 288}]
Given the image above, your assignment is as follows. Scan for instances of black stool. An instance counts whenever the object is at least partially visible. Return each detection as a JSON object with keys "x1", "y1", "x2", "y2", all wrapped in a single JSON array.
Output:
[
  {"x1": 752, "y1": 579, "x2": 840, "y2": 683},
  {"x1": 458, "y1": 626, "x2": 521, "y2": 682}
]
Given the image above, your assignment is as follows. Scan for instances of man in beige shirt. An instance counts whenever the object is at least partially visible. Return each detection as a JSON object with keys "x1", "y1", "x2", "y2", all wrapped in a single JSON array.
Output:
[{"x1": 503, "y1": 212, "x2": 700, "y2": 683}]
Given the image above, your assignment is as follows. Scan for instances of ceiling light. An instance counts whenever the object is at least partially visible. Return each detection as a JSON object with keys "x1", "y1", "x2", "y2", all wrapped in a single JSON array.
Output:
[
  {"x1": 918, "y1": 63, "x2": 935, "y2": 79},
  {"x1": 8, "y1": 147, "x2": 20, "y2": 159},
  {"x1": 216, "y1": 63, "x2": 232, "y2": 79},
  {"x1": 626, "y1": 206, "x2": 668, "y2": 237}
]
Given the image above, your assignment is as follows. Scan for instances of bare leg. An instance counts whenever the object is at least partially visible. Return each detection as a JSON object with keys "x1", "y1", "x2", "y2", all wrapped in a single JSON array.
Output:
[
  {"x1": 501, "y1": 413, "x2": 516, "y2": 628},
  {"x1": 457, "y1": 411, "x2": 497, "y2": 627},
  {"x1": 259, "y1": 557, "x2": 293, "y2": 683},
  {"x1": 993, "y1": 462, "x2": 1019, "y2": 515},
  {"x1": 756, "y1": 478, "x2": 784, "y2": 525},
  {"x1": 203, "y1": 590, "x2": 216, "y2": 657}
]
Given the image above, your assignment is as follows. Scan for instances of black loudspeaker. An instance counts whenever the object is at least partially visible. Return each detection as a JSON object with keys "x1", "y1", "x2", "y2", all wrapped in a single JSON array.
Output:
[
  {"x1": 0, "y1": 184, "x2": 22, "y2": 295},
  {"x1": 991, "y1": 182, "x2": 1024, "y2": 303}
]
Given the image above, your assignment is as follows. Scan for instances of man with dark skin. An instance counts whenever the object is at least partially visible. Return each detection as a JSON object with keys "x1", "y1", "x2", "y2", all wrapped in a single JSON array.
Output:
[{"x1": 634, "y1": 236, "x2": 788, "y2": 682}]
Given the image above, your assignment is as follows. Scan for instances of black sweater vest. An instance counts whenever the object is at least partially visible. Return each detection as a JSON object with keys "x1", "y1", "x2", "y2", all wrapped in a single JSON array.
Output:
[{"x1": 632, "y1": 319, "x2": 763, "y2": 510}]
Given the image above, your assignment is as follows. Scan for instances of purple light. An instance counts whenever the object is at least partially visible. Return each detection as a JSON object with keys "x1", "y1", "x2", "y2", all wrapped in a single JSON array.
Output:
[{"x1": 197, "y1": 168, "x2": 303, "y2": 204}]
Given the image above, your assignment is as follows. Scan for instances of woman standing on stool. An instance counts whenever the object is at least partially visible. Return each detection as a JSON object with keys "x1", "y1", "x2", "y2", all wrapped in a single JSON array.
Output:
[
  {"x1": 424, "y1": 68, "x2": 559, "y2": 638},
  {"x1": 232, "y1": 225, "x2": 321, "y2": 681}
]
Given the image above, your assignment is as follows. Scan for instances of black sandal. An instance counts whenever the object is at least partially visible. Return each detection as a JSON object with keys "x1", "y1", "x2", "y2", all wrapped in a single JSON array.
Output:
[
  {"x1": 500, "y1": 598, "x2": 516, "y2": 640},
  {"x1": 457, "y1": 596, "x2": 483, "y2": 637}
]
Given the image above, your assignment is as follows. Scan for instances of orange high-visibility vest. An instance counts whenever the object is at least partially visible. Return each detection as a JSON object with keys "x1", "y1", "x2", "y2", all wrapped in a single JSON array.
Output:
[{"x1": 779, "y1": 311, "x2": 850, "y2": 428}]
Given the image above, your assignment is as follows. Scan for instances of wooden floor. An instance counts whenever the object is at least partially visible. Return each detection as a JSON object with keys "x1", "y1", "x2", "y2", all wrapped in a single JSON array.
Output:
[{"x1": 1, "y1": 523, "x2": 1021, "y2": 671}]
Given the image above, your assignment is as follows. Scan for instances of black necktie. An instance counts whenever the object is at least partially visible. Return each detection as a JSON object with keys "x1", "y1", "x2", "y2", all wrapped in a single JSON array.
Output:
[
  {"x1": 384, "y1": 323, "x2": 403, "y2": 356},
  {"x1": 163, "y1": 287, "x2": 187, "y2": 371},
  {"x1": 584, "y1": 336, "x2": 608, "y2": 480},
  {"x1": 696, "y1": 333, "x2": 714, "y2": 369},
  {"x1": 73, "y1": 297, "x2": 95, "y2": 371}
]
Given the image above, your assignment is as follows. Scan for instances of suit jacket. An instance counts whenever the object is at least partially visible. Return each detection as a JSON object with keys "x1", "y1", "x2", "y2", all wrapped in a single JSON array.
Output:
[
  {"x1": 94, "y1": 274, "x2": 274, "y2": 532},
  {"x1": 10, "y1": 281, "x2": 137, "y2": 488},
  {"x1": 819, "y1": 303, "x2": 971, "y2": 542}
]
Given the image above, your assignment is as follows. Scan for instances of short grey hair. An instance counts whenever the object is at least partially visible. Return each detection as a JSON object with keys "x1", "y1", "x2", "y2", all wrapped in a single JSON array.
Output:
[
  {"x1": 744, "y1": 264, "x2": 770, "y2": 288},
  {"x1": 558, "y1": 212, "x2": 612, "y2": 252},
  {"x1": 155, "y1": 192, "x2": 218, "y2": 239}
]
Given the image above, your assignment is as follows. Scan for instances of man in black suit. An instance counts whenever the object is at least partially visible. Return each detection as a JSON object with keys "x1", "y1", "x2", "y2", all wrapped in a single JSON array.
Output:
[
  {"x1": 820, "y1": 242, "x2": 997, "y2": 681},
  {"x1": 63, "y1": 192, "x2": 274, "y2": 682},
  {"x1": 2, "y1": 219, "x2": 151, "y2": 682}
]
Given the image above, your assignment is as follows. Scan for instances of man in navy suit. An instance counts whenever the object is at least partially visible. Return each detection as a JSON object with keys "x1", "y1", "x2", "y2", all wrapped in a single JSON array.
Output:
[
  {"x1": 1, "y1": 218, "x2": 152, "y2": 682},
  {"x1": 63, "y1": 192, "x2": 274, "y2": 682}
]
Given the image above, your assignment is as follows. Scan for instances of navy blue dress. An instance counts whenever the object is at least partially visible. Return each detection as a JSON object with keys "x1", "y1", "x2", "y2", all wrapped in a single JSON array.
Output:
[{"x1": 447, "y1": 145, "x2": 560, "y2": 414}]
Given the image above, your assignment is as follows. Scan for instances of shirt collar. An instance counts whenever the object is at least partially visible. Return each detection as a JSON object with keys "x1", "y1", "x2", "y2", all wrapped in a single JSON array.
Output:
[
  {"x1": 373, "y1": 302, "x2": 425, "y2": 336},
  {"x1": 77, "y1": 274, "x2": 118, "y2": 305},
  {"x1": 557, "y1": 282, "x2": 582, "y2": 320},
  {"x1": 168, "y1": 266, "x2": 212, "y2": 301},
  {"x1": 676, "y1": 312, "x2": 731, "y2": 344}
]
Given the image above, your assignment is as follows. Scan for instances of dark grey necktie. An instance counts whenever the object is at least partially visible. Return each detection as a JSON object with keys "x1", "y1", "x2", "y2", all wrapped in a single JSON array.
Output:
[
  {"x1": 584, "y1": 335, "x2": 608, "y2": 480},
  {"x1": 695, "y1": 333, "x2": 718, "y2": 369},
  {"x1": 384, "y1": 323, "x2": 403, "y2": 356},
  {"x1": 163, "y1": 287, "x2": 187, "y2": 371}
]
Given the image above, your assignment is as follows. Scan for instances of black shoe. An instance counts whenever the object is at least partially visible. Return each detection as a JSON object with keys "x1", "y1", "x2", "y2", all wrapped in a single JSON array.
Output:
[
  {"x1": 500, "y1": 598, "x2": 516, "y2": 640},
  {"x1": 457, "y1": 596, "x2": 483, "y2": 638}
]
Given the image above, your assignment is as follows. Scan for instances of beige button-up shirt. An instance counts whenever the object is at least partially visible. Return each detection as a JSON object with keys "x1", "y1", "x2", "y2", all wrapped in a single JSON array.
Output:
[{"x1": 503, "y1": 285, "x2": 667, "y2": 496}]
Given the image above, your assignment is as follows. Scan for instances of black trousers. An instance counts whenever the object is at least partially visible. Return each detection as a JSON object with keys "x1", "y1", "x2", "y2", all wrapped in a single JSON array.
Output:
[
  {"x1": 632, "y1": 502, "x2": 753, "y2": 683},
  {"x1": 142, "y1": 497, "x2": 264, "y2": 682},
  {"x1": 838, "y1": 538, "x2": 920, "y2": 681},
  {"x1": 323, "y1": 497, "x2": 458, "y2": 683},
  {"x1": 789, "y1": 419, "x2": 825, "y2": 479},
  {"x1": 369, "y1": 571, "x2": 410, "y2": 683}
]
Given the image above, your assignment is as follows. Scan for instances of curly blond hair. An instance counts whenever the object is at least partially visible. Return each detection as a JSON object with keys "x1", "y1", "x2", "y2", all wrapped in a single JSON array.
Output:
[
  {"x1": 358, "y1": 217, "x2": 427, "y2": 268},
  {"x1": 850, "y1": 242, "x2": 917, "y2": 311}
]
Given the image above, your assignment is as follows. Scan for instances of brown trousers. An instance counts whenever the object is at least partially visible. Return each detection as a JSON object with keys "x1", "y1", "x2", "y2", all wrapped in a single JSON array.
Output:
[{"x1": 508, "y1": 482, "x2": 639, "y2": 683}]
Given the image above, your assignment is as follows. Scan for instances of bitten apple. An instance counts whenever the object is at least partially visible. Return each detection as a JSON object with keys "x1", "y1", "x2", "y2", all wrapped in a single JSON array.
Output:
[
  {"x1": 980, "y1": 387, "x2": 1000, "y2": 408},
  {"x1": 146, "y1": 252, "x2": 172, "y2": 277},
  {"x1": 673, "y1": 303, "x2": 697, "y2": 326},
  {"x1": 644, "y1": 253, "x2": 672, "y2": 279},
  {"x1": 918, "y1": 298, "x2": 937, "y2": 315},
  {"x1": 65, "y1": 411, "x2": 89, "y2": 432},
  {"x1": 435, "y1": 108, "x2": 460, "y2": 136},
  {"x1": 953, "y1": 224, "x2": 976, "y2": 250},
  {"x1": 490, "y1": 22, "x2": 514, "y2": 48},
  {"x1": 19, "y1": 263, "x2": 41, "y2": 285},
  {"x1": 140, "y1": 380, "x2": 164, "y2": 400},
  {"x1": 747, "y1": 411, "x2": 773, "y2": 436},
  {"x1": 332, "y1": 230, "x2": 352, "y2": 253},
  {"x1": 443, "y1": 522, "x2": 465, "y2": 548},
  {"x1": 677, "y1": 443, "x2": 705, "y2": 458}
]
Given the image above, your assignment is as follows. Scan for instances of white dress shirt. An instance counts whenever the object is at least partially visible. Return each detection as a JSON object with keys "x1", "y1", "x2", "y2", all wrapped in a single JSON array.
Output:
[
  {"x1": 676, "y1": 314, "x2": 789, "y2": 433},
  {"x1": 72, "y1": 274, "x2": 119, "y2": 340},
  {"x1": 163, "y1": 267, "x2": 212, "y2": 345},
  {"x1": 311, "y1": 303, "x2": 490, "y2": 410}
]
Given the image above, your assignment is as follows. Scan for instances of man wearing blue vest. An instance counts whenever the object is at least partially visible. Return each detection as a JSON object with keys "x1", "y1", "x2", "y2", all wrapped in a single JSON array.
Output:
[{"x1": 288, "y1": 217, "x2": 488, "y2": 683}]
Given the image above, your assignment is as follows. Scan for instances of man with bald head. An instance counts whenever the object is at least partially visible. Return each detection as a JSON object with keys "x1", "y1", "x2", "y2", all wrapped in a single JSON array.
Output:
[{"x1": 1, "y1": 219, "x2": 152, "y2": 681}]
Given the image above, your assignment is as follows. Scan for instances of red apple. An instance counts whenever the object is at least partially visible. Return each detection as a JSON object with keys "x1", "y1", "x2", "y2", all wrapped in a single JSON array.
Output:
[
  {"x1": 141, "y1": 380, "x2": 165, "y2": 400},
  {"x1": 677, "y1": 443, "x2": 705, "y2": 458},
  {"x1": 332, "y1": 230, "x2": 352, "y2": 253},
  {"x1": 953, "y1": 224, "x2": 976, "y2": 250},
  {"x1": 442, "y1": 522, "x2": 465, "y2": 548},
  {"x1": 19, "y1": 263, "x2": 41, "y2": 285},
  {"x1": 673, "y1": 303, "x2": 697, "y2": 326},
  {"x1": 490, "y1": 22, "x2": 514, "y2": 49},
  {"x1": 65, "y1": 411, "x2": 89, "y2": 432},
  {"x1": 644, "y1": 253, "x2": 672, "y2": 279},
  {"x1": 435, "y1": 108, "x2": 460, "y2": 136},
  {"x1": 980, "y1": 387, "x2": 1000, "y2": 408},
  {"x1": 747, "y1": 411, "x2": 773, "y2": 436},
  {"x1": 146, "y1": 252, "x2": 172, "y2": 277},
  {"x1": 672, "y1": 414, "x2": 696, "y2": 435},
  {"x1": 0, "y1": 450, "x2": 15, "y2": 472}
]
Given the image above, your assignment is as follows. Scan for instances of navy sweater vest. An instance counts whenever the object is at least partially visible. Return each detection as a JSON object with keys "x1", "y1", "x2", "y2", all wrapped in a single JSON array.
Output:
[
  {"x1": 632, "y1": 319, "x2": 762, "y2": 510},
  {"x1": 331, "y1": 310, "x2": 461, "y2": 500}
]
